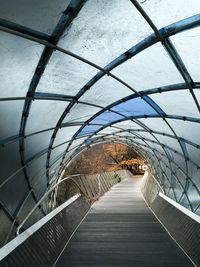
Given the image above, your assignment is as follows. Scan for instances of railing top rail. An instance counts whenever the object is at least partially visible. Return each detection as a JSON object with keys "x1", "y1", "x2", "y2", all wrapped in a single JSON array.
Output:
[
  {"x1": 16, "y1": 174, "x2": 82, "y2": 235},
  {"x1": 0, "y1": 194, "x2": 80, "y2": 261}
]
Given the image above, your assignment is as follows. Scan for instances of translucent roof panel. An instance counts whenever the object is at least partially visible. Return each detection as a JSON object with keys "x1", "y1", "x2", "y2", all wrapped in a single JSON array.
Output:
[
  {"x1": 153, "y1": 134, "x2": 183, "y2": 155},
  {"x1": 53, "y1": 126, "x2": 80, "y2": 147},
  {"x1": 166, "y1": 119, "x2": 200, "y2": 147},
  {"x1": 0, "y1": 101, "x2": 24, "y2": 139},
  {"x1": 112, "y1": 43, "x2": 184, "y2": 91},
  {"x1": 62, "y1": 103, "x2": 101, "y2": 123},
  {"x1": 137, "y1": 118, "x2": 173, "y2": 135},
  {"x1": 0, "y1": 0, "x2": 70, "y2": 34},
  {"x1": 59, "y1": 0, "x2": 153, "y2": 66},
  {"x1": 91, "y1": 111, "x2": 124, "y2": 125},
  {"x1": 26, "y1": 100, "x2": 68, "y2": 134},
  {"x1": 79, "y1": 75, "x2": 133, "y2": 107},
  {"x1": 78, "y1": 96, "x2": 163, "y2": 136},
  {"x1": 0, "y1": 143, "x2": 23, "y2": 185},
  {"x1": 0, "y1": 173, "x2": 29, "y2": 215},
  {"x1": 139, "y1": 0, "x2": 200, "y2": 28},
  {"x1": 24, "y1": 130, "x2": 54, "y2": 160},
  {"x1": 36, "y1": 51, "x2": 99, "y2": 95},
  {"x1": 26, "y1": 153, "x2": 47, "y2": 183},
  {"x1": 0, "y1": 33, "x2": 44, "y2": 98},
  {"x1": 171, "y1": 27, "x2": 200, "y2": 82},
  {"x1": 114, "y1": 121, "x2": 144, "y2": 131},
  {"x1": 111, "y1": 96, "x2": 162, "y2": 117},
  {"x1": 97, "y1": 127, "x2": 124, "y2": 135},
  {"x1": 50, "y1": 145, "x2": 66, "y2": 166},
  {"x1": 185, "y1": 144, "x2": 200, "y2": 167},
  {"x1": 194, "y1": 90, "x2": 200, "y2": 104},
  {"x1": 77, "y1": 124, "x2": 103, "y2": 137},
  {"x1": 150, "y1": 90, "x2": 199, "y2": 118}
]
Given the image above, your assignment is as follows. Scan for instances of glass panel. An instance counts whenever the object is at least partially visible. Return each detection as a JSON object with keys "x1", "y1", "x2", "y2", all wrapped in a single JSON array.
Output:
[
  {"x1": 97, "y1": 127, "x2": 124, "y2": 135},
  {"x1": 0, "y1": 32, "x2": 44, "y2": 98},
  {"x1": 179, "y1": 192, "x2": 192, "y2": 211},
  {"x1": 17, "y1": 194, "x2": 36, "y2": 222},
  {"x1": 167, "y1": 188, "x2": 176, "y2": 201},
  {"x1": 69, "y1": 137, "x2": 88, "y2": 151},
  {"x1": 130, "y1": 137, "x2": 147, "y2": 146},
  {"x1": 53, "y1": 126, "x2": 80, "y2": 147},
  {"x1": 0, "y1": 0, "x2": 70, "y2": 34},
  {"x1": 188, "y1": 161, "x2": 200, "y2": 186},
  {"x1": 49, "y1": 160, "x2": 62, "y2": 183},
  {"x1": 144, "y1": 141, "x2": 165, "y2": 156},
  {"x1": 139, "y1": 0, "x2": 200, "y2": 28},
  {"x1": 24, "y1": 130, "x2": 54, "y2": 160},
  {"x1": 112, "y1": 43, "x2": 184, "y2": 91},
  {"x1": 166, "y1": 119, "x2": 200, "y2": 146},
  {"x1": 65, "y1": 148, "x2": 78, "y2": 160},
  {"x1": 27, "y1": 153, "x2": 47, "y2": 184},
  {"x1": 168, "y1": 151, "x2": 187, "y2": 175},
  {"x1": 137, "y1": 118, "x2": 173, "y2": 135},
  {"x1": 173, "y1": 175, "x2": 184, "y2": 202},
  {"x1": 185, "y1": 143, "x2": 200, "y2": 167},
  {"x1": 153, "y1": 134, "x2": 183, "y2": 155},
  {"x1": 77, "y1": 111, "x2": 125, "y2": 137},
  {"x1": 25, "y1": 207, "x2": 43, "y2": 229},
  {"x1": 150, "y1": 90, "x2": 199, "y2": 117},
  {"x1": 114, "y1": 121, "x2": 144, "y2": 131},
  {"x1": 0, "y1": 172, "x2": 29, "y2": 215},
  {"x1": 163, "y1": 178, "x2": 170, "y2": 191},
  {"x1": 59, "y1": 0, "x2": 153, "y2": 66},
  {"x1": 63, "y1": 103, "x2": 101, "y2": 123},
  {"x1": 171, "y1": 27, "x2": 200, "y2": 81},
  {"x1": 133, "y1": 130, "x2": 156, "y2": 141},
  {"x1": 77, "y1": 125, "x2": 102, "y2": 137},
  {"x1": 92, "y1": 111, "x2": 124, "y2": 125},
  {"x1": 196, "y1": 207, "x2": 200, "y2": 216},
  {"x1": 111, "y1": 97, "x2": 158, "y2": 117},
  {"x1": 194, "y1": 90, "x2": 200, "y2": 106},
  {"x1": 33, "y1": 174, "x2": 48, "y2": 200},
  {"x1": 26, "y1": 100, "x2": 67, "y2": 134},
  {"x1": 37, "y1": 51, "x2": 98, "y2": 95},
  {"x1": 0, "y1": 207, "x2": 13, "y2": 243},
  {"x1": 79, "y1": 75, "x2": 132, "y2": 107},
  {"x1": 50, "y1": 145, "x2": 66, "y2": 166},
  {"x1": 114, "y1": 131, "x2": 132, "y2": 137},
  {"x1": 0, "y1": 142, "x2": 22, "y2": 185},
  {"x1": 0, "y1": 101, "x2": 24, "y2": 140},
  {"x1": 187, "y1": 181, "x2": 200, "y2": 211}
]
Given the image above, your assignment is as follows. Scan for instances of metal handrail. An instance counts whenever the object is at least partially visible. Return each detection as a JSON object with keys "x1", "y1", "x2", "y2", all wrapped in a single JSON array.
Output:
[
  {"x1": 16, "y1": 171, "x2": 119, "y2": 235},
  {"x1": 16, "y1": 173, "x2": 82, "y2": 235}
]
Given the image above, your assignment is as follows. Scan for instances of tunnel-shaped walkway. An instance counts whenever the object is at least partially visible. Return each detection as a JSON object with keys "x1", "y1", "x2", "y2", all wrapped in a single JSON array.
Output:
[
  {"x1": 55, "y1": 177, "x2": 193, "y2": 266},
  {"x1": 1, "y1": 0, "x2": 200, "y2": 248}
]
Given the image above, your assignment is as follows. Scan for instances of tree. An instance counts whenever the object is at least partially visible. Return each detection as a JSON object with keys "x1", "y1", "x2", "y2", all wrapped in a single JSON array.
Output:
[{"x1": 64, "y1": 143, "x2": 143, "y2": 175}]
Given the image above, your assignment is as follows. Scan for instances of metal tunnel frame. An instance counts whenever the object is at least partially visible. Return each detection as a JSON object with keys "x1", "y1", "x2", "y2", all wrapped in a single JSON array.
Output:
[{"x1": 0, "y1": 0, "x2": 200, "y2": 242}]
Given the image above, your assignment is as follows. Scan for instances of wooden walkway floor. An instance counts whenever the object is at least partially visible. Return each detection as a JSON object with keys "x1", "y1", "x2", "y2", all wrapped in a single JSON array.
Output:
[{"x1": 55, "y1": 176, "x2": 193, "y2": 267}]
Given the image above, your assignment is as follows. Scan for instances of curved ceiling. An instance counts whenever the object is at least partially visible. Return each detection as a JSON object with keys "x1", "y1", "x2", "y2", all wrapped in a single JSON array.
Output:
[{"x1": 0, "y1": 0, "x2": 200, "y2": 237}]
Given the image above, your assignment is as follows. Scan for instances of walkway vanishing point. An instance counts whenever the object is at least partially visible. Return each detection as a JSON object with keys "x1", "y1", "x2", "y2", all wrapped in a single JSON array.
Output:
[{"x1": 55, "y1": 176, "x2": 193, "y2": 267}]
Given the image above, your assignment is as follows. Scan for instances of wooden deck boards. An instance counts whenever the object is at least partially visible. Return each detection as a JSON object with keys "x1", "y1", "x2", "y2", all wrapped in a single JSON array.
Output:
[{"x1": 55, "y1": 176, "x2": 193, "y2": 267}]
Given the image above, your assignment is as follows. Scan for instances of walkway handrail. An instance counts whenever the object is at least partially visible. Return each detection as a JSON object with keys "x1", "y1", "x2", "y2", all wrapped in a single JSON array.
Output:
[
  {"x1": 16, "y1": 173, "x2": 81, "y2": 235},
  {"x1": 16, "y1": 171, "x2": 121, "y2": 235}
]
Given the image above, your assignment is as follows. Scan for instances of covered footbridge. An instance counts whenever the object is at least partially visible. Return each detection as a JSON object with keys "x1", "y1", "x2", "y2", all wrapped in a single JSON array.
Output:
[{"x1": 0, "y1": 0, "x2": 200, "y2": 266}]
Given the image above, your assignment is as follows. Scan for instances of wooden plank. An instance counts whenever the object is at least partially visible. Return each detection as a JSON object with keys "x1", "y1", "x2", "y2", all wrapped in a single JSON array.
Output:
[{"x1": 55, "y1": 177, "x2": 194, "y2": 267}]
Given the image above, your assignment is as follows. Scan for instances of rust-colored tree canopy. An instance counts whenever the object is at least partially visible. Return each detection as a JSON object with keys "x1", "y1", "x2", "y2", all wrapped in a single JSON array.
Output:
[{"x1": 65, "y1": 143, "x2": 143, "y2": 175}]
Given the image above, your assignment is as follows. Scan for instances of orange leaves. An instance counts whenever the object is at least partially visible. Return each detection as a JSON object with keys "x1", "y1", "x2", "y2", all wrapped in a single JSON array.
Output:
[{"x1": 119, "y1": 158, "x2": 144, "y2": 166}]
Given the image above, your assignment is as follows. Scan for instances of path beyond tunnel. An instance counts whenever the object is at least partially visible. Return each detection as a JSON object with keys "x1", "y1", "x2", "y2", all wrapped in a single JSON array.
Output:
[{"x1": 55, "y1": 176, "x2": 193, "y2": 267}]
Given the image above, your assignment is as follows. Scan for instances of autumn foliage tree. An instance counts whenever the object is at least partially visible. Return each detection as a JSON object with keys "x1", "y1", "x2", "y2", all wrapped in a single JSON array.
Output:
[{"x1": 65, "y1": 143, "x2": 144, "y2": 175}]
